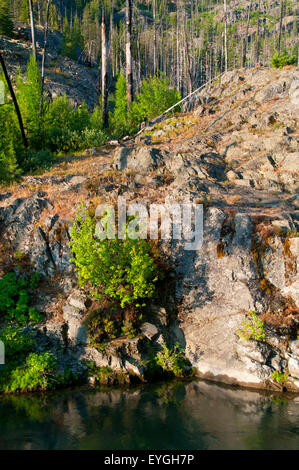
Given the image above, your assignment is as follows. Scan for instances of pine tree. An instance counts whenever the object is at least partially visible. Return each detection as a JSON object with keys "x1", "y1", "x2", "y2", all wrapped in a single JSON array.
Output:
[
  {"x1": 112, "y1": 73, "x2": 129, "y2": 135},
  {"x1": 17, "y1": 55, "x2": 42, "y2": 135},
  {"x1": 0, "y1": 0, "x2": 14, "y2": 37},
  {"x1": 62, "y1": 11, "x2": 72, "y2": 58},
  {"x1": 62, "y1": 12, "x2": 83, "y2": 60}
]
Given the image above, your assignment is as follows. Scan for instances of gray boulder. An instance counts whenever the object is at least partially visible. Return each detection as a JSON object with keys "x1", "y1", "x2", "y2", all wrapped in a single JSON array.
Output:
[{"x1": 114, "y1": 147, "x2": 164, "y2": 174}]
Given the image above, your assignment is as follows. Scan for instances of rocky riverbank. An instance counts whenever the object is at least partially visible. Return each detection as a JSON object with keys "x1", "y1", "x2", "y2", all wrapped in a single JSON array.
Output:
[{"x1": 0, "y1": 66, "x2": 298, "y2": 392}]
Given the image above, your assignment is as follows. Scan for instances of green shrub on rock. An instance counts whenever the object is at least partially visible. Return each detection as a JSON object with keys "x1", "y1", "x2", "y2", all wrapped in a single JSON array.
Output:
[
  {"x1": 0, "y1": 272, "x2": 43, "y2": 325},
  {"x1": 271, "y1": 371, "x2": 289, "y2": 385},
  {"x1": 155, "y1": 343, "x2": 190, "y2": 377},
  {"x1": 0, "y1": 325, "x2": 33, "y2": 359},
  {"x1": 70, "y1": 204, "x2": 158, "y2": 309},
  {"x1": 4, "y1": 352, "x2": 57, "y2": 393},
  {"x1": 237, "y1": 311, "x2": 266, "y2": 342}
]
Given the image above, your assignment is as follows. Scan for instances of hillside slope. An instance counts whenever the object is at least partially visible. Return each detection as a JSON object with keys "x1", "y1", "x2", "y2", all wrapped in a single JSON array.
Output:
[
  {"x1": 0, "y1": 66, "x2": 298, "y2": 392},
  {"x1": 0, "y1": 24, "x2": 98, "y2": 107}
]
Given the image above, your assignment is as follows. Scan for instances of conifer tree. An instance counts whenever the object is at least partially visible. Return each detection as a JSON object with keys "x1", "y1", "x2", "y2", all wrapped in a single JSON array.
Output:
[
  {"x1": 113, "y1": 73, "x2": 128, "y2": 134},
  {"x1": 0, "y1": 0, "x2": 14, "y2": 37},
  {"x1": 17, "y1": 55, "x2": 42, "y2": 135}
]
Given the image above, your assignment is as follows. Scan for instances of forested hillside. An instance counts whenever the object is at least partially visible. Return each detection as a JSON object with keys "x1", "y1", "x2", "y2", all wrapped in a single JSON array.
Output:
[
  {"x1": 0, "y1": 0, "x2": 298, "y2": 181},
  {"x1": 4, "y1": 0, "x2": 299, "y2": 90}
]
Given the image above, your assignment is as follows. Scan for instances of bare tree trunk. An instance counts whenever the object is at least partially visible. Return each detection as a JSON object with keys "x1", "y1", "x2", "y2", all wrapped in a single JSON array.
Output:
[
  {"x1": 176, "y1": 7, "x2": 180, "y2": 90},
  {"x1": 242, "y1": 0, "x2": 252, "y2": 67},
  {"x1": 38, "y1": 0, "x2": 51, "y2": 131},
  {"x1": 256, "y1": 0, "x2": 261, "y2": 63},
  {"x1": 28, "y1": 0, "x2": 37, "y2": 59},
  {"x1": 126, "y1": 0, "x2": 134, "y2": 104},
  {"x1": 37, "y1": 0, "x2": 41, "y2": 26},
  {"x1": 278, "y1": 0, "x2": 284, "y2": 53},
  {"x1": 0, "y1": 52, "x2": 28, "y2": 148},
  {"x1": 109, "y1": 1, "x2": 115, "y2": 77},
  {"x1": 153, "y1": 0, "x2": 157, "y2": 74},
  {"x1": 183, "y1": 10, "x2": 192, "y2": 95},
  {"x1": 224, "y1": 0, "x2": 228, "y2": 72},
  {"x1": 102, "y1": 9, "x2": 109, "y2": 128}
]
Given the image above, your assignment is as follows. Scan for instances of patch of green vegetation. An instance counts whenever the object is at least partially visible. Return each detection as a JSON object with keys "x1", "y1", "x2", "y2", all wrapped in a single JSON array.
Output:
[
  {"x1": 0, "y1": 272, "x2": 43, "y2": 325},
  {"x1": 0, "y1": 271, "x2": 83, "y2": 394},
  {"x1": 155, "y1": 343, "x2": 190, "y2": 377},
  {"x1": 271, "y1": 50, "x2": 297, "y2": 68},
  {"x1": 271, "y1": 395, "x2": 289, "y2": 404},
  {"x1": 86, "y1": 363, "x2": 133, "y2": 386},
  {"x1": 271, "y1": 371, "x2": 289, "y2": 385},
  {"x1": 110, "y1": 73, "x2": 181, "y2": 138},
  {"x1": 1, "y1": 58, "x2": 182, "y2": 182},
  {"x1": 0, "y1": 324, "x2": 34, "y2": 358},
  {"x1": 0, "y1": 0, "x2": 14, "y2": 37},
  {"x1": 146, "y1": 343, "x2": 191, "y2": 379},
  {"x1": 85, "y1": 309, "x2": 120, "y2": 351},
  {"x1": 3, "y1": 352, "x2": 57, "y2": 393},
  {"x1": 0, "y1": 323, "x2": 83, "y2": 394},
  {"x1": 70, "y1": 204, "x2": 161, "y2": 351},
  {"x1": 121, "y1": 319, "x2": 139, "y2": 339},
  {"x1": 70, "y1": 204, "x2": 159, "y2": 309},
  {"x1": 237, "y1": 311, "x2": 267, "y2": 342}
]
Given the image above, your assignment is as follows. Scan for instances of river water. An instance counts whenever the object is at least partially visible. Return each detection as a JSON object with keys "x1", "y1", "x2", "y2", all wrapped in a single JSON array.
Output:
[{"x1": 0, "y1": 380, "x2": 298, "y2": 450}]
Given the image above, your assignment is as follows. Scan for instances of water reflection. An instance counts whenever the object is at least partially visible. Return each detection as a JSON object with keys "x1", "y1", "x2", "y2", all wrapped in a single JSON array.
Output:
[{"x1": 0, "y1": 380, "x2": 298, "y2": 450}]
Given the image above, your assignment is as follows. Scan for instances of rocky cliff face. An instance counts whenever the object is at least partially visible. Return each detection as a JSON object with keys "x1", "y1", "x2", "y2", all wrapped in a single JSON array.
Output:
[
  {"x1": 0, "y1": 66, "x2": 298, "y2": 391},
  {"x1": 0, "y1": 25, "x2": 98, "y2": 108}
]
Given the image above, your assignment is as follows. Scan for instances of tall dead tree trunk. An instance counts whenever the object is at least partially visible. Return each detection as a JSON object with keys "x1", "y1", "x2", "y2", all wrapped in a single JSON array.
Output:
[
  {"x1": 153, "y1": 0, "x2": 157, "y2": 74},
  {"x1": 38, "y1": 0, "x2": 51, "y2": 130},
  {"x1": 242, "y1": 0, "x2": 252, "y2": 67},
  {"x1": 109, "y1": 1, "x2": 115, "y2": 77},
  {"x1": 28, "y1": 0, "x2": 37, "y2": 59},
  {"x1": 224, "y1": 0, "x2": 228, "y2": 72},
  {"x1": 256, "y1": 0, "x2": 261, "y2": 63},
  {"x1": 126, "y1": 0, "x2": 134, "y2": 104},
  {"x1": 183, "y1": 10, "x2": 192, "y2": 95},
  {"x1": 0, "y1": 52, "x2": 28, "y2": 148},
  {"x1": 278, "y1": 0, "x2": 284, "y2": 53},
  {"x1": 101, "y1": 9, "x2": 109, "y2": 128}
]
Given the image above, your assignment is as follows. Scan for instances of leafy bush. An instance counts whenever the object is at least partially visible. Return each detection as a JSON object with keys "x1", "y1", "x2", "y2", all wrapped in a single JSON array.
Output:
[
  {"x1": 237, "y1": 311, "x2": 266, "y2": 342},
  {"x1": 85, "y1": 309, "x2": 120, "y2": 351},
  {"x1": 77, "y1": 128, "x2": 108, "y2": 148},
  {"x1": 0, "y1": 58, "x2": 181, "y2": 182},
  {"x1": 0, "y1": 104, "x2": 20, "y2": 181},
  {"x1": 121, "y1": 319, "x2": 138, "y2": 339},
  {"x1": 111, "y1": 73, "x2": 181, "y2": 137},
  {"x1": 17, "y1": 55, "x2": 42, "y2": 135},
  {"x1": 0, "y1": 325, "x2": 80, "y2": 394},
  {"x1": 0, "y1": 272, "x2": 43, "y2": 325},
  {"x1": 135, "y1": 74, "x2": 181, "y2": 121},
  {"x1": 271, "y1": 371, "x2": 289, "y2": 385},
  {"x1": 0, "y1": 325, "x2": 33, "y2": 358},
  {"x1": 40, "y1": 98, "x2": 106, "y2": 153},
  {"x1": 155, "y1": 343, "x2": 189, "y2": 376},
  {"x1": 4, "y1": 352, "x2": 57, "y2": 393},
  {"x1": 271, "y1": 51, "x2": 297, "y2": 68},
  {"x1": 20, "y1": 149, "x2": 53, "y2": 172},
  {"x1": 70, "y1": 204, "x2": 158, "y2": 308}
]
